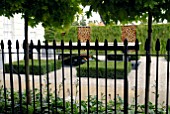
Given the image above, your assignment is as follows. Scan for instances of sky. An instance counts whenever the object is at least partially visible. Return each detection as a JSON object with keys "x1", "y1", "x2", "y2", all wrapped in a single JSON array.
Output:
[{"x1": 80, "y1": 6, "x2": 101, "y2": 24}]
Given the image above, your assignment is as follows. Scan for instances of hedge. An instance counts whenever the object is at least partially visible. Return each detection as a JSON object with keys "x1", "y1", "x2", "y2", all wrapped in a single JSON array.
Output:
[
  {"x1": 45, "y1": 24, "x2": 170, "y2": 54},
  {"x1": 76, "y1": 61, "x2": 132, "y2": 79},
  {"x1": 5, "y1": 60, "x2": 62, "y2": 75}
]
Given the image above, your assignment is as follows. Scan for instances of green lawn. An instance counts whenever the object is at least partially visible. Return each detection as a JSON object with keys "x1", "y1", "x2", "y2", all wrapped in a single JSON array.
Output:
[
  {"x1": 76, "y1": 61, "x2": 132, "y2": 79},
  {"x1": 5, "y1": 59, "x2": 62, "y2": 75}
]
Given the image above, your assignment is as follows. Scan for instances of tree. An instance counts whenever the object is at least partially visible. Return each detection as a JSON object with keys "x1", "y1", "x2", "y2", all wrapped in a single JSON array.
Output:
[
  {"x1": 0, "y1": 0, "x2": 81, "y2": 104},
  {"x1": 81, "y1": 0, "x2": 170, "y2": 113}
]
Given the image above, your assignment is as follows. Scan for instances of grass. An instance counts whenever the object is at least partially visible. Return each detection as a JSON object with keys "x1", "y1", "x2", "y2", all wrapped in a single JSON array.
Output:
[
  {"x1": 4, "y1": 59, "x2": 62, "y2": 75},
  {"x1": 76, "y1": 61, "x2": 132, "y2": 79}
]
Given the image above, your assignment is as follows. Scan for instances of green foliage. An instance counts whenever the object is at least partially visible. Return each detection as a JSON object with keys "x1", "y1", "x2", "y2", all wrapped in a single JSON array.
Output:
[
  {"x1": 45, "y1": 25, "x2": 122, "y2": 42},
  {"x1": 80, "y1": 0, "x2": 170, "y2": 24},
  {"x1": 45, "y1": 26, "x2": 78, "y2": 42},
  {"x1": 0, "y1": 83, "x2": 167, "y2": 113},
  {"x1": 137, "y1": 24, "x2": 170, "y2": 54},
  {"x1": 76, "y1": 61, "x2": 132, "y2": 79},
  {"x1": 0, "y1": 0, "x2": 82, "y2": 28},
  {"x1": 45, "y1": 24, "x2": 170, "y2": 54},
  {"x1": 4, "y1": 60, "x2": 61, "y2": 75},
  {"x1": 90, "y1": 26, "x2": 122, "y2": 42}
]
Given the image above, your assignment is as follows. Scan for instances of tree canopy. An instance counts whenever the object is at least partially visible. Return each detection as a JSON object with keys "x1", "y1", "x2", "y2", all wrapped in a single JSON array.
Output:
[
  {"x1": 80, "y1": 1, "x2": 170, "y2": 114},
  {"x1": 81, "y1": 0, "x2": 170, "y2": 24},
  {"x1": 0, "y1": 0, "x2": 82, "y2": 28},
  {"x1": 0, "y1": 0, "x2": 82, "y2": 105}
]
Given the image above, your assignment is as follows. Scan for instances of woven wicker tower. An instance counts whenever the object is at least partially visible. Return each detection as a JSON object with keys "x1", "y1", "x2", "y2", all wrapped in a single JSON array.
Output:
[
  {"x1": 77, "y1": 26, "x2": 91, "y2": 42},
  {"x1": 121, "y1": 25, "x2": 137, "y2": 42}
]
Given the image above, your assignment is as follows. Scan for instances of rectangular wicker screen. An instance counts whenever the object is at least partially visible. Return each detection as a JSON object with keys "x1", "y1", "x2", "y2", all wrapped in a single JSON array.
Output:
[
  {"x1": 121, "y1": 25, "x2": 136, "y2": 42},
  {"x1": 77, "y1": 26, "x2": 91, "y2": 42}
]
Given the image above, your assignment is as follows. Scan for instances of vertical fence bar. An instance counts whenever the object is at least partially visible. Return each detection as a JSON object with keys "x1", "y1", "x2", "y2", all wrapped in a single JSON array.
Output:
[
  {"x1": 23, "y1": 40, "x2": 29, "y2": 113},
  {"x1": 135, "y1": 39, "x2": 139, "y2": 113},
  {"x1": 30, "y1": 40, "x2": 35, "y2": 112},
  {"x1": 53, "y1": 40, "x2": 58, "y2": 112},
  {"x1": 145, "y1": 38, "x2": 151, "y2": 114},
  {"x1": 37, "y1": 40, "x2": 43, "y2": 113},
  {"x1": 16, "y1": 40, "x2": 22, "y2": 113},
  {"x1": 86, "y1": 40, "x2": 90, "y2": 113},
  {"x1": 155, "y1": 39, "x2": 160, "y2": 114},
  {"x1": 78, "y1": 40, "x2": 81, "y2": 113},
  {"x1": 61, "y1": 40, "x2": 65, "y2": 113},
  {"x1": 166, "y1": 39, "x2": 170, "y2": 114},
  {"x1": 45, "y1": 40, "x2": 50, "y2": 112},
  {"x1": 104, "y1": 39, "x2": 108, "y2": 114},
  {"x1": 114, "y1": 39, "x2": 117, "y2": 113},
  {"x1": 1, "y1": 40, "x2": 7, "y2": 113},
  {"x1": 69, "y1": 40, "x2": 73, "y2": 114},
  {"x1": 8, "y1": 40, "x2": 14, "y2": 114},
  {"x1": 124, "y1": 39, "x2": 128, "y2": 114},
  {"x1": 95, "y1": 40, "x2": 99, "y2": 114}
]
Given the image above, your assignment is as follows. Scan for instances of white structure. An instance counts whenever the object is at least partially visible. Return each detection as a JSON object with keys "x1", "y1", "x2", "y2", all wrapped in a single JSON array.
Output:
[{"x1": 0, "y1": 14, "x2": 45, "y2": 63}]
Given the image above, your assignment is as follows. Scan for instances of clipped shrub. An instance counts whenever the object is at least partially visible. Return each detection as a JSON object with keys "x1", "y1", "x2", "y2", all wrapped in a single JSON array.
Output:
[
  {"x1": 0, "y1": 85, "x2": 167, "y2": 113},
  {"x1": 4, "y1": 60, "x2": 62, "y2": 75},
  {"x1": 76, "y1": 61, "x2": 132, "y2": 79},
  {"x1": 45, "y1": 24, "x2": 170, "y2": 54}
]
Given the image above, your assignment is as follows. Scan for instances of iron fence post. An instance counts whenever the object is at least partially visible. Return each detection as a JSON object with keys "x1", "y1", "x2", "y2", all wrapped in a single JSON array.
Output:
[
  {"x1": 166, "y1": 39, "x2": 170, "y2": 114},
  {"x1": 135, "y1": 39, "x2": 139, "y2": 113},
  {"x1": 1, "y1": 40, "x2": 7, "y2": 113},
  {"x1": 114, "y1": 39, "x2": 117, "y2": 114},
  {"x1": 155, "y1": 39, "x2": 160, "y2": 114},
  {"x1": 8, "y1": 40, "x2": 14, "y2": 114},
  {"x1": 124, "y1": 39, "x2": 128, "y2": 114}
]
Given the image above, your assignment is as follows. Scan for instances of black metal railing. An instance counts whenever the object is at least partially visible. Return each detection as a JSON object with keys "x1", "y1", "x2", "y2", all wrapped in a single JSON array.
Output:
[{"x1": 0, "y1": 38, "x2": 169, "y2": 114}]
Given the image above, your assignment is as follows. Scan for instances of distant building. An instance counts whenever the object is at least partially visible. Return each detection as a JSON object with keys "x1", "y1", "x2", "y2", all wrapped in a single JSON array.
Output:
[
  {"x1": 0, "y1": 14, "x2": 44, "y2": 47},
  {"x1": 0, "y1": 14, "x2": 45, "y2": 63}
]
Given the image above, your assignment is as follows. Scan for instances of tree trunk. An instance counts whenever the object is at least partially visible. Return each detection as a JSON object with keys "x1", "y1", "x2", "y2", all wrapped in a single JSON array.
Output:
[
  {"x1": 24, "y1": 14, "x2": 31, "y2": 104},
  {"x1": 145, "y1": 10, "x2": 152, "y2": 114}
]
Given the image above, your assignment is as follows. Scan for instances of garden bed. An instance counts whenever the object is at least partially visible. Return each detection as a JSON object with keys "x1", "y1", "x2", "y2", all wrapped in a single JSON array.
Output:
[
  {"x1": 5, "y1": 60, "x2": 62, "y2": 75},
  {"x1": 76, "y1": 61, "x2": 132, "y2": 79}
]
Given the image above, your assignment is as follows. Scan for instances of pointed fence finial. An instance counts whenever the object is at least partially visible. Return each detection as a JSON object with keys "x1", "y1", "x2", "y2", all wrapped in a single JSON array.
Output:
[
  {"x1": 53, "y1": 40, "x2": 56, "y2": 46},
  {"x1": 8, "y1": 40, "x2": 12, "y2": 49},
  {"x1": 114, "y1": 39, "x2": 117, "y2": 47},
  {"x1": 104, "y1": 39, "x2": 108, "y2": 47},
  {"x1": 145, "y1": 38, "x2": 150, "y2": 51},
  {"x1": 1, "y1": 40, "x2": 4, "y2": 49},
  {"x1": 45, "y1": 40, "x2": 48, "y2": 49},
  {"x1": 166, "y1": 39, "x2": 170, "y2": 51},
  {"x1": 95, "y1": 39, "x2": 99, "y2": 48},
  {"x1": 23, "y1": 40, "x2": 26, "y2": 49},
  {"x1": 124, "y1": 39, "x2": 128, "y2": 47},
  {"x1": 155, "y1": 39, "x2": 160, "y2": 51},
  {"x1": 61, "y1": 40, "x2": 64, "y2": 48},
  {"x1": 86, "y1": 40, "x2": 90, "y2": 48},
  {"x1": 78, "y1": 40, "x2": 81, "y2": 47},
  {"x1": 69, "y1": 40, "x2": 72, "y2": 47},
  {"x1": 135, "y1": 39, "x2": 139, "y2": 51},
  {"x1": 16, "y1": 40, "x2": 19, "y2": 49},
  {"x1": 30, "y1": 40, "x2": 33, "y2": 47}
]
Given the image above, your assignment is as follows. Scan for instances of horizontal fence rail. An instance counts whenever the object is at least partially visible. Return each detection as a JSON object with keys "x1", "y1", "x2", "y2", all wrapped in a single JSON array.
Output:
[{"x1": 0, "y1": 39, "x2": 169, "y2": 114}]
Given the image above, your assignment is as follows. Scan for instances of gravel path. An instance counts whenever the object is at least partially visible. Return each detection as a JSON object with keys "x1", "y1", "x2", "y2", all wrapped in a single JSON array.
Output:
[{"x1": 1, "y1": 56, "x2": 170, "y2": 105}]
